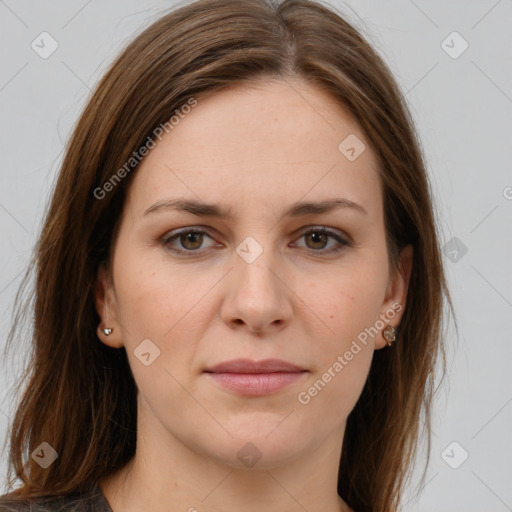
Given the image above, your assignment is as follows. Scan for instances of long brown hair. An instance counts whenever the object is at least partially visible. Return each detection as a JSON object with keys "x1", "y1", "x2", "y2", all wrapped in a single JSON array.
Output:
[{"x1": 1, "y1": 1, "x2": 454, "y2": 510}]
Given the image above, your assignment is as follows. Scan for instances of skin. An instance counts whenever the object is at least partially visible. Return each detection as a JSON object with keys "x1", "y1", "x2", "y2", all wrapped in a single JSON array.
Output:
[{"x1": 95, "y1": 78, "x2": 413, "y2": 512}]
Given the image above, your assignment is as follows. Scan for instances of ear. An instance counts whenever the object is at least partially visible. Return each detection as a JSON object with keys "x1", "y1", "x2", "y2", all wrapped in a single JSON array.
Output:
[
  {"x1": 94, "y1": 263, "x2": 124, "y2": 348},
  {"x1": 374, "y1": 244, "x2": 413, "y2": 350}
]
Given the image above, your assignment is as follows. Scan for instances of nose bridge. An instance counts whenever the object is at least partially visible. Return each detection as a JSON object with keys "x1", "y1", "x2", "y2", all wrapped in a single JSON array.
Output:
[
  {"x1": 221, "y1": 233, "x2": 292, "y2": 332},
  {"x1": 233, "y1": 233, "x2": 281, "y2": 301}
]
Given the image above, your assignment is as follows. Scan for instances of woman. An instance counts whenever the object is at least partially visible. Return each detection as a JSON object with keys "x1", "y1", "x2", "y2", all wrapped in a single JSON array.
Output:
[{"x1": 0, "y1": 0, "x2": 453, "y2": 510}]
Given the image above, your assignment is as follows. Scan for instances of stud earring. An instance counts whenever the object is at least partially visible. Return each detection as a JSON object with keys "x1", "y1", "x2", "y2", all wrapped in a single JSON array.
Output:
[
  {"x1": 102, "y1": 328, "x2": 113, "y2": 336},
  {"x1": 382, "y1": 325, "x2": 396, "y2": 346}
]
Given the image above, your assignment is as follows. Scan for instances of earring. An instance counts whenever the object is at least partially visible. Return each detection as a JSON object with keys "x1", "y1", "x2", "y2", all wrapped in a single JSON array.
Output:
[
  {"x1": 102, "y1": 328, "x2": 113, "y2": 336},
  {"x1": 382, "y1": 325, "x2": 396, "y2": 346}
]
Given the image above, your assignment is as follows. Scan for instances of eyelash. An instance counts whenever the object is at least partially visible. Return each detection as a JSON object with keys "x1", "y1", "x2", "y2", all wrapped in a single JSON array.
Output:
[{"x1": 161, "y1": 226, "x2": 351, "y2": 257}]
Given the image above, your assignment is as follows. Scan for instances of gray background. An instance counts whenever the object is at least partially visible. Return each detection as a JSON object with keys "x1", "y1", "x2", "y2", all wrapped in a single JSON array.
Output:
[{"x1": 1, "y1": 1, "x2": 511, "y2": 510}]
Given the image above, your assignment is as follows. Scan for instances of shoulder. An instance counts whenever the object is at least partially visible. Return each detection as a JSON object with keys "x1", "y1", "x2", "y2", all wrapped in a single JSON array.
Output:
[
  {"x1": 0, "y1": 493, "x2": 72, "y2": 511},
  {"x1": 0, "y1": 492, "x2": 85, "y2": 511},
  {"x1": 0, "y1": 481, "x2": 112, "y2": 512}
]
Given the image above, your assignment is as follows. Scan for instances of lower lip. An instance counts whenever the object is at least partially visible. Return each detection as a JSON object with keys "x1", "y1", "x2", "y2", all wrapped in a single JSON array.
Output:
[{"x1": 205, "y1": 372, "x2": 307, "y2": 396}]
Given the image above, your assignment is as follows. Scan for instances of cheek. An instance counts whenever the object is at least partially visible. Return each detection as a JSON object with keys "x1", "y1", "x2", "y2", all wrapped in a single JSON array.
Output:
[
  {"x1": 112, "y1": 260, "x2": 204, "y2": 414},
  {"x1": 294, "y1": 263, "x2": 387, "y2": 353},
  {"x1": 290, "y1": 263, "x2": 385, "y2": 414},
  {"x1": 114, "y1": 249, "x2": 198, "y2": 336},
  {"x1": 112, "y1": 252, "x2": 204, "y2": 376},
  {"x1": 293, "y1": 280, "x2": 377, "y2": 425},
  {"x1": 294, "y1": 345, "x2": 372, "y2": 443}
]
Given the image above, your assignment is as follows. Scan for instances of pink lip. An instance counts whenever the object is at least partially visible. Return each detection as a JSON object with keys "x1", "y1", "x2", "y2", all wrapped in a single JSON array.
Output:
[
  {"x1": 204, "y1": 358, "x2": 307, "y2": 396},
  {"x1": 205, "y1": 358, "x2": 305, "y2": 374}
]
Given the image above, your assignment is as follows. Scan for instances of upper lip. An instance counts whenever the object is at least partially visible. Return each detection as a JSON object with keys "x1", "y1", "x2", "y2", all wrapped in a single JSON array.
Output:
[{"x1": 204, "y1": 358, "x2": 306, "y2": 374}]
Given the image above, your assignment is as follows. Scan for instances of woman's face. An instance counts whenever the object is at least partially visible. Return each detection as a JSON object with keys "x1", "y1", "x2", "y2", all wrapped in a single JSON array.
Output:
[{"x1": 96, "y1": 79, "x2": 412, "y2": 469}]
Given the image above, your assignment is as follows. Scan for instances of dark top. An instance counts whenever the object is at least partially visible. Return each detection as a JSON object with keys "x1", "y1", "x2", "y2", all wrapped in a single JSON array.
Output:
[{"x1": 0, "y1": 481, "x2": 113, "y2": 512}]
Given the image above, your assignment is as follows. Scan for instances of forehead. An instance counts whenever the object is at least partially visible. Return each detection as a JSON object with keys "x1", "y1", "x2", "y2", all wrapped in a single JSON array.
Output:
[{"x1": 125, "y1": 79, "x2": 382, "y2": 220}]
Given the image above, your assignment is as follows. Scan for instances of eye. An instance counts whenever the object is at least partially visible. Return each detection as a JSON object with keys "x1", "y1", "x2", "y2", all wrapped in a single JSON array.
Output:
[
  {"x1": 162, "y1": 228, "x2": 217, "y2": 255},
  {"x1": 292, "y1": 226, "x2": 350, "y2": 254},
  {"x1": 161, "y1": 226, "x2": 350, "y2": 256}
]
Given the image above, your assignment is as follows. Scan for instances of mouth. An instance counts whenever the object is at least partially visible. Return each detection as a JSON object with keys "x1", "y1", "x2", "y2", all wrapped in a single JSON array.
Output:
[{"x1": 203, "y1": 358, "x2": 308, "y2": 396}]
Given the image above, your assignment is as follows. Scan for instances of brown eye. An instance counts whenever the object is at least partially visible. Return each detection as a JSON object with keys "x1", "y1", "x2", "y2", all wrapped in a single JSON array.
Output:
[
  {"x1": 162, "y1": 229, "x2": 217, "y2": 255},
  {"x1": 162, "y1": 226, "x2": 349, "y2": 257},
  {"x1": 179, "y1": 231, "x2": 203, "y2": 250},
  {"x1": 305, "y1": 231, "x2": 329, "y2": 250},
  {"x1": 293, "y1": 227, "x2": 349, "y2": 254}
]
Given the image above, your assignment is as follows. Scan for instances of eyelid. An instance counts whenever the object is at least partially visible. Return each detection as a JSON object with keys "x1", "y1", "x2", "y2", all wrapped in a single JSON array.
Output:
[{"x1": 294, "y1": 225, "x2": 350, "y2": 242}]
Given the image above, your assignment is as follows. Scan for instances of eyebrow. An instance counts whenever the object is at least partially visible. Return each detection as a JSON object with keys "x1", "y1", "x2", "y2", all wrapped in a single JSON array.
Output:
[{"x1": 143, "y1": 197, "x2": 367, "y2": 219}]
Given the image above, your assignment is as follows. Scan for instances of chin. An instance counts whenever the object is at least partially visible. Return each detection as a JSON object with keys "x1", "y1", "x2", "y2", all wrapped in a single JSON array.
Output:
[{"x1": 197, "y1": 421, "x2": 310, "y2": 470}]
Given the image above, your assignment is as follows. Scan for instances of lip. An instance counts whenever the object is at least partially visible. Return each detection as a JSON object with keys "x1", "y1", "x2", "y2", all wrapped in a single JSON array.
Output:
[
  {"x1": 204, "y1": 358, "x2": 307, "y2": 396},
  {"x1": 204, "y1": 358, "x2": 305, "y2": 374}
]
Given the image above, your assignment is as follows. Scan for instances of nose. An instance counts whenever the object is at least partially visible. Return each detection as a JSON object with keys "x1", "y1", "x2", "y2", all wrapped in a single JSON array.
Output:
[{"x1": 220, "y1": 247, "x2": 293, "y2": 335}]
